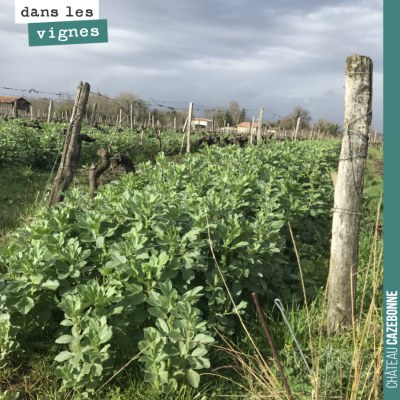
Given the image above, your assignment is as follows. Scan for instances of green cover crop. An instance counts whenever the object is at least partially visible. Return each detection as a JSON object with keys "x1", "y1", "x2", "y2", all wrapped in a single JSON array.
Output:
[{"x1": 0, "y1": 140, "x2": 338, "y2": 398}]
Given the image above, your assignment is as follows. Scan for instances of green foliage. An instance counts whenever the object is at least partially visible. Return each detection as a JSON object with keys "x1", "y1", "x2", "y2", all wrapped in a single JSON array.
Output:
[
  {"x1": 0, "y1": 119, "x2": 204, "y2": 170},
  {"x1": 0, "y1": 140, "x2": 338, "y2": 397}
]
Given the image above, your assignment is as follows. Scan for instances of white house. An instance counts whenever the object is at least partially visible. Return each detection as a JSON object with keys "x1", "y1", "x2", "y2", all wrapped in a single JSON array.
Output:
[
  {"x1": 191, "y1": 118, "x2": 213, "y2": 130},
  {"x1": 236, "y1": 122, "x2": 264, "y2": 134}
]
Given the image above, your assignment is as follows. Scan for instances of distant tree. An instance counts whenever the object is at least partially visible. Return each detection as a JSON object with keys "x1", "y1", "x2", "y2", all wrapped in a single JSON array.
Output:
[
  {"x1": 285, "y1": 106, "x2": 312, "y2": 129},
  {"x1": 238, "y1": 108, "x2": 246, "y2": 124},
  {"x1": 211, "y1": 106, "x2": 226, "y2": 128},
  {"x1": 200, "y1": 110, "x2": 213, "y2": 119},
  {"x1": 326, "y1": 122, "x2": 341, "y2": 136},
  {"x1": 225, "y1": 110, "x2": 233, "y2": 126},
  {"x1": 227, "y1": 101, "x2": 240, "y2": 125}
]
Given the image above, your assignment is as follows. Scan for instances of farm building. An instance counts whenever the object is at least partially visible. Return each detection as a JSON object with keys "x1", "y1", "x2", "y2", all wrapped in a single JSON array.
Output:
[
  {"x1": 0, "y1": 96, "x2": 31, "y2": 115},
  {"x1": 219, "y1": 127, "x2": 238, "y2": 134},
  {"x1": 236, "y1": 121, "x2": 266, "y2": 134},
  {"x1": 191, "y1": 118, "x2": 212, "y2": 130}
]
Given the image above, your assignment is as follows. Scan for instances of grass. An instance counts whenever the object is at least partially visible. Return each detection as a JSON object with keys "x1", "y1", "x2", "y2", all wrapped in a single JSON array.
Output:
[{"x1": 0, "y1": 141, "x2": 383, "y2": 400}]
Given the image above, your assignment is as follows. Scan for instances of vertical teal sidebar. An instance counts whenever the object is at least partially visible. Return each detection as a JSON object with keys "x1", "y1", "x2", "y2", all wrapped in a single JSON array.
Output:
[{"x1": 384, "y1": 1, "x2": 399, "y2": 399}]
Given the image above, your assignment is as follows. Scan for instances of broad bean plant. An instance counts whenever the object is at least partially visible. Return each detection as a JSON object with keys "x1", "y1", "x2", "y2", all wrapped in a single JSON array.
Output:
[{"x1": 0, "y1": 140, "x2": 338, "y2": 398}]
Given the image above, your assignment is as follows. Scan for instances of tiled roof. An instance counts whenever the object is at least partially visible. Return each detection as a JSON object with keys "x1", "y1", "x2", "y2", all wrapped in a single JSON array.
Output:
[
  {"x1": 0, "y1": 96, "x2": 30, "y2": 104},
  {"x1": 237, "y1": 122, "x2": 259, "y2": 128}
]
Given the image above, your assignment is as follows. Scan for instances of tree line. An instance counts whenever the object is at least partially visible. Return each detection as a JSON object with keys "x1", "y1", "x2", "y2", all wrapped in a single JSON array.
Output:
[{"x1": 24, "y1": 92, "x2": 380, "y2": 137}]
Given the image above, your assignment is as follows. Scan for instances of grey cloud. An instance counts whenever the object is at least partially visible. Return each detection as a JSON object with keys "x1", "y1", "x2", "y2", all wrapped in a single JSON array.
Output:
[{"x1": 1, "y1": 0, "x2": 382, "y2": 130}]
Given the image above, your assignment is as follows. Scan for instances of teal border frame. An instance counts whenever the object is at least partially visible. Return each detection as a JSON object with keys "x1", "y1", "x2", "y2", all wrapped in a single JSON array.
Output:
[{"x1": 384, "y1": 1, "x2": 398, "y2": 399}]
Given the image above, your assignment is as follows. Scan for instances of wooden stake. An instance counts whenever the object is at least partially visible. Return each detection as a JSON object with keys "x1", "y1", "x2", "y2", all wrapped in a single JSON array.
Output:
[
  {"x1": 130, "y1": 103, "x2": 133, "y2": 130},
  {"x1": 294, "y1": 117, "x2": 300, "y2": 142},
  {"x1": 47, "y1": 100, "x2": 53, "y2": 124},
  {"x1": 328, "y1": 54, "x2": 373, "y2": 334},
  {"x1": 90, "y1": 103, "x2": 97, "y2": 128},
  {"x1": 46, "y1": 81, "x2": 90, "y2": 211},
  {"x1": 186, "y1": 102, "x2": 193, "y2": 153},
  {"x1": 250, "y1": 116, "x2": 255, "y2": 145},
  {"x1": 257, "y1": 108, "x2": 264, "y2": 143}
]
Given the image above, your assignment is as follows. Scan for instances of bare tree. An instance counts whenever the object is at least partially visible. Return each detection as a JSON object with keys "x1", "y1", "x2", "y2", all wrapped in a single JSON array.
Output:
[{"x1": 227, "y1": 101, "x2": 240, "y2": 125}]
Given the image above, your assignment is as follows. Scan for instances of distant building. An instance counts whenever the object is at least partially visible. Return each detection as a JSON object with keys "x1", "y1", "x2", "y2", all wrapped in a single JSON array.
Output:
[
  {"x1": 0, "y1": 96, "x2": 31, "y2": 115},
  {"x1": 219, "y1": 127, "x2": 237, "y2": 134},
  {"x1": 191, "y1": 118, "x2": 213, "y2": 130},
  {"x1": 236, "y1": 121, "x2": 265, "y2": 134}
]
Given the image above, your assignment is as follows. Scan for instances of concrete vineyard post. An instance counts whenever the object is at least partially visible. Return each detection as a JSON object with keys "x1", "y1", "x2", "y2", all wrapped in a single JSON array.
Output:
[
  {"x1": 13, "y1": 101, "x2": 18, "y2": 118},
  {"x1": 46, "y1": 81, "x2": 90, "y2": 211},
  {"x1": 186, "y1": 102, "x2": 193, "y2": 153},
  {"x1": 250, "y1": 116, "x2": 255, "y2": 145},
  {"x1": 317, "y1": 129, "x2": 320, "y2": 139},
  {"x1": 90, "y1": 103, "x2": 97, "y2": 128},
  {"x1": 328, "y1": 54, "x2": 373, "y2": 334},
  {"x1": 152, "y1": 115, "x2": 154, "y2": 129},
  {"x1": 294, "y1": 117, "x2": 300, "y2": 142},
  {"x1": 257, "y1": 108, "x2": 264, "y2": 143},
  {"x1": 30, "y1": 106, "x2": 33, "y2": 120}
]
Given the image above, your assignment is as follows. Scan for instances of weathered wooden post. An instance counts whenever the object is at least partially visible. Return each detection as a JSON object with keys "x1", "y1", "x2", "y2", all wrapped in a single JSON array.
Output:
[
  {"x1": 257, "y1": 108, "x2": 264, "y2": 143},
  {"x1": 30, "y1": 106, "x2": 33, "y2": 120},
  {"x1": 90, "y1": 103, "x2": 97, "y2": 128},
  {"x1": 152, "y1": 115, "x2": 155, "y2": 129},
  {"x1": 46, "y1": 81, "x2": 90, "y2": 211},
  {"x1": 317, "y1": 129, "x2": 320, "y2": 139},
  {"x1": 294, "y1": 118, "x2": 300, "y2": 142},
  {"x1": 47, "y1": 100, "x2": 53, "y2": 123},
  {"x1": 250, "y1": 116, "x2": 255, "y2": 145},
  {"x1": 13, "y1": 101, "x2": 18, "y2": 118},
  {"x1": 186, "y1": 102, "x2": 193, "y2": 153},
  {"x1": 328, "y1": 54, "x2": 372, "y2": 334},
  {"x1": 130, "y1": 103, "x2": 134, "y2": 130}
]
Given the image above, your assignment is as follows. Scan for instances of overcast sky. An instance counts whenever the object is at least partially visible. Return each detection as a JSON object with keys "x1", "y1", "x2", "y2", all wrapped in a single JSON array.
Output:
[{"x1": 1, "y1": 0, "x2": 383, "y2": 131}]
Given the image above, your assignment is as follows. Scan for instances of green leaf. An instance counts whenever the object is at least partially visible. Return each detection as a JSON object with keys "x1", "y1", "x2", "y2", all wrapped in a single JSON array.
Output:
[
  {"x1": 231, "y1": 281, "x2": 242, "y2": 297},
  {"x1": 16, "y1": 297, "x2": 34, "y2": 315},
  {"x1": 60, "y1": 319, "x2": 74, "y2": 326},
  {"x1": 144, "y1": 371, "x2": 157, "y2": 383},
  {"x1": 187, "y1": 369, "x2": 200, "y2": 388},
  {"x1": 168, "y1": 330, "x2": 183, "y2": 340},
  {"x1": 148, "y1": 307, "x2": 168, "y2": 320},
  {"x1": 55, "y1": 335, "x2": 75, "y2": 344},
  {"x1": 41, "y1": 279, "x2": 59, "y2": 291},
  {"x1": 156, "y1": 318, "x2": 169, "y2": 335},
  {"x1": 54, "y1": 351, "x2": 74, "y2": 362},
  {"x1": 191, "y1": 347, "x2": 208, "y2": 357},
  {"x1": 193, "y1": 333, "x2": 214, "y2": 344},
  {"x1": 96, "y1": 236, "x2": 105, "y2": 249}
]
